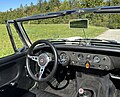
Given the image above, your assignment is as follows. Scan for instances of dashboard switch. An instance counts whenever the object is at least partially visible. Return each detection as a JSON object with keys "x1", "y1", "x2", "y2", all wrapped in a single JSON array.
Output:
[{"x1": 85, "y1": 62, "x2": 90, "y2": 69}]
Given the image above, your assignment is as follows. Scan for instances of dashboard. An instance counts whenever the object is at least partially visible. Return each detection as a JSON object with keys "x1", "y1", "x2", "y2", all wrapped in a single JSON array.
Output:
[
  {"x1": 33, "y1": 44, "x2": 120, "y2": 81},
  {"x1": 58, "y1": 50, "x2": 113, "y2": 70},
  {"x1": 35, "y1": 44, "x2": 120, "y2": 71}
]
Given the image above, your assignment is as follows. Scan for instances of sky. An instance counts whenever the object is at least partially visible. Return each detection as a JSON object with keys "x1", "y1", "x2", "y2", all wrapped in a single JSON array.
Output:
[{"x1": 0, "y1": 0, "x2": 38, "y2": 12}]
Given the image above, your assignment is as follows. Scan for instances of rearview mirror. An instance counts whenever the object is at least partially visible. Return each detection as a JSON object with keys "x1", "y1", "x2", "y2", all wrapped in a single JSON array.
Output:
[{"x1": 69, "y1": 19, "x2": 88, "y2": 29}]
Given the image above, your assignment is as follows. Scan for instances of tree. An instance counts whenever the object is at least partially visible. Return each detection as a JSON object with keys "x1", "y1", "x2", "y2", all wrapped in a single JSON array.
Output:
[
  {"x1": 37, "y1": 0, "x2": 43, "y2": 11},
  {"x1": 48, "y1": 0, "x2": 61, "y2": 11},
  {"x1": 9, "y1": 8, "x2": 12, "y2": 12},
  {"x1": 20, "y1": 4, "x2": 23, "y2": 9},
  {"x1": 30, "y1": 2, "x2": 34, "y2": 7},
  {"x1": 60, "y1": 0, "x2": 71, "y2": 10},
  {"x1": 111, "y1": 0, "x2": 120, "y2": 5},
  {"x1": 41, "y1": 0, "x2": 49, "y2": 12}
]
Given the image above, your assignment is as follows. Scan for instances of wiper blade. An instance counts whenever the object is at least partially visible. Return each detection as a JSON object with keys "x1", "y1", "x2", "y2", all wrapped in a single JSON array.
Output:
[
  {"x1": 48, "y1": 38, "x2": 81, "y2": 45},
  {"x1": 47, "y1": 38, "x2": 68, "y2": 42},
  {"x1": 74, "y1": 38, "x2": 120, "y2": 47},
  {"x1": 49, "y1": 38, "x2": 119, "y2": 44},
  {"x1": 49, "y1": 38, "x2": 120, "y2": 48},
  {"x1": 74, "y1": 38, "x2": 118, "y2": 44},
  {"x1": 76, "y1": 38, "x2": 120, "y2": 47}
]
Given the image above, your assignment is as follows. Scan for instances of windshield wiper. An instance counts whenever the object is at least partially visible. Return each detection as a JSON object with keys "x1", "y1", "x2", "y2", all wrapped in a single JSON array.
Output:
[
  {"x1": 74, "y1": 38, "x2": 118, "y2": 44},
  {"x1": 48, "y1": 38, "x2": 119, "y2": 43},
  {"x1": 73, "y1": 38, "x2": 120, "y2": 47},
  {"x1": 49, "y1": 38, "x2": 120, "y2": 48}
]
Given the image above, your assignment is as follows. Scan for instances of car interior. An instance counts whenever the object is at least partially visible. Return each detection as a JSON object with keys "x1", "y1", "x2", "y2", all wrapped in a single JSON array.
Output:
[{"x1": 0, "y1": 6, "x2": 120, "y2": 97}]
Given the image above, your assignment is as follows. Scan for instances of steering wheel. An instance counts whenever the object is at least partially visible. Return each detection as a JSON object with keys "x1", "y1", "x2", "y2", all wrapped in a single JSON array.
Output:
[{"x1": 26, "y1": 40, "x2": 58, "y2": 82}]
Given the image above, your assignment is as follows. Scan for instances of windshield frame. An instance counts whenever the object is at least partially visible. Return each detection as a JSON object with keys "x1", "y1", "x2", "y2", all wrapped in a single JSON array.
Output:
[
  {"x1": 6, "y1": 6, "x2": 120, "y2": 51},
  {"x1": 6, "y1": 20, "x2": 31, "y2": 52}
]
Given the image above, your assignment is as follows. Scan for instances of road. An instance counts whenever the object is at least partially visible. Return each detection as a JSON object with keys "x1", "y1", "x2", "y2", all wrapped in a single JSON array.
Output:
[{"x1": 96, "y1": 29, "x2": 120, "y2": 42}]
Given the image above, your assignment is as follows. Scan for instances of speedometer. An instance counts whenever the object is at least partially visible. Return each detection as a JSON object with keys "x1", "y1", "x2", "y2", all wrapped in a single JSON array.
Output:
[{"x1": 59, "y1": 52, "x2": 70, "y2": 66}]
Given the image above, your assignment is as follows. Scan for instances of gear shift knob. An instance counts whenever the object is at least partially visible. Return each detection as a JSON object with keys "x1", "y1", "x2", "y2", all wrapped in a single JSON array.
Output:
[
  {"x1": 79, "y1": 88, "x2": 84, "y2": 95},
  {"x1": 78, "y1": 88, "x2": 93, "y2": 97}
]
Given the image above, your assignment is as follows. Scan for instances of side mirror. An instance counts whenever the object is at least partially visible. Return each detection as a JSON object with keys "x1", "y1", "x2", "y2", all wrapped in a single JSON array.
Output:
[{"x1": 69, "y1": 19, "x2": 88, "y2": 29}]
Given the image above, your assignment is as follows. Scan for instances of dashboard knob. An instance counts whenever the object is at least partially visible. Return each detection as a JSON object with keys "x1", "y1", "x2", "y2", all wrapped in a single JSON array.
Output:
[
  {"x1": 78, "y1": 54, "x2": 84, "y2": 60},
  {"x1": 93, "y1": 56, "x2": 100, "y2": 63}
]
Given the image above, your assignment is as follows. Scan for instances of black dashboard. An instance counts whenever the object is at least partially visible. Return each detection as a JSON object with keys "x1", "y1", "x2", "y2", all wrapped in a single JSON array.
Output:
[
  {"x1": 52, "y1": 44, "x2": 120, "y2": 71},
  {"x1": 36, "y1": 44, "x2": 120, "y2": 71},
  {"x1": 31, "y1": 42, "x2": 120, "y2": 83},
  {"x1": 58, "y1": 50, "x2": 113, "y2": 70}
]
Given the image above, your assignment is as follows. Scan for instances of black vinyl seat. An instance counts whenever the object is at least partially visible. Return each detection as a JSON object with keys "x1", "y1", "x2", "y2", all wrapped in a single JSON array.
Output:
[{"x1": 0, "y1": 85, "x2": 61, "y2": 97}]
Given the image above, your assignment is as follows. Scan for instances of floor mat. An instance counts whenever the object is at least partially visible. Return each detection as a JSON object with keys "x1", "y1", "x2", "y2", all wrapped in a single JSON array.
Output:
[
  {"x1": 45, "y1": 80, "x2": 77, "y2": 97},
  {"x1": 0, "y1": 85, "x2": 35, "y2": 97},
  {"x1": 116, "y1": 89, "x2": 120, "y2": 97}
]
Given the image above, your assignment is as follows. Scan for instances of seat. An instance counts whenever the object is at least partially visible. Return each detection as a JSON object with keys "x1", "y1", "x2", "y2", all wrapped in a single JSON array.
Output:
[{"x1": 0, "y1": 85, "x2": 61, "y2": 97}]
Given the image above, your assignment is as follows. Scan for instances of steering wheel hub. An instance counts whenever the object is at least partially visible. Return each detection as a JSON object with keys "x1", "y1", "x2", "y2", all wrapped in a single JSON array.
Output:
[{"x1": 38, "y1": 54, "x2": 49, "y2": 67}]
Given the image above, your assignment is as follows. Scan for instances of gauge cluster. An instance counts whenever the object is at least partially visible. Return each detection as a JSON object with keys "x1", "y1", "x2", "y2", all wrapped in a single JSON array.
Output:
[{"x1": 58, "y1": 50, "x2": 113, "y2": 70}]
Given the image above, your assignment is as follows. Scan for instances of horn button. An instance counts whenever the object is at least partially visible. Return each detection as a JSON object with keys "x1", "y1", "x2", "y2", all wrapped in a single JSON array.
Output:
[{"x1": 39, "y1": 54, "x2": 49, "y2": 66}]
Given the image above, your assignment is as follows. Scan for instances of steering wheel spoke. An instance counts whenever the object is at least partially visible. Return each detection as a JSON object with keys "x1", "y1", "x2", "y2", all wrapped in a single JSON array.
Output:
[
  {"x1": 56, "y1": 82, "x2": 60, "y2": 88},
  {"x1": 38, "y1": 67, "x2": 45, "y2": 80},
  {"x1": 28, "y1": 55, "x2": 39, "y2": 62}
]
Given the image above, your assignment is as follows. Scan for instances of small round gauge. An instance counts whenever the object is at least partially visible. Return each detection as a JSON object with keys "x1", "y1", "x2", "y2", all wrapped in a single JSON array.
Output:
[
  {"x1": 59, "y1": 52, "x2": 70, "y2": 66},
  {"x1": 93, "y1": 56, "x2": 100, "y2": 63},
  {"x1": 78, "y1": 54, "x2": 84, "y2": 60}
]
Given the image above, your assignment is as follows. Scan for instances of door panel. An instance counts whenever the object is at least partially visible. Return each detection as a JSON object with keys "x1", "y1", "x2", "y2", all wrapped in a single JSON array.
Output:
[
  {"x1": 0, "y1": 62, "x2": 19, "y2": 87},
  {"x1": 0, "y1": 52, "x2": 33, "y2": 89}
]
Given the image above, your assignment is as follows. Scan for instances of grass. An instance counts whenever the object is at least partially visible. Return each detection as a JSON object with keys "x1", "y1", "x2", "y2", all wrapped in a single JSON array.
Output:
[
  {"x1": 0, "y1": 24, "x2": 14, "y2": 57},
  {"x1": 0, "y1": 24, "x2": 107, "y2": 58},
  {"x1": 24, "y1": 24, "x2": 107, "y2": 42}
]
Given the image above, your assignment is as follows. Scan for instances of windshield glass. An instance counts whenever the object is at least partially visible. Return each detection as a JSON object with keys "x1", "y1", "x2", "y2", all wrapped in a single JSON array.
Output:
[{"x1": 23, "y1": 13, "x2": 120, "y2": 44}]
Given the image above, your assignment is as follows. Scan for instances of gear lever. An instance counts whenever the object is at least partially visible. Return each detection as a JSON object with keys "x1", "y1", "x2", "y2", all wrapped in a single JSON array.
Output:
[{"x1": 78, "y1": 88, "x2": 93, "y2": 97}]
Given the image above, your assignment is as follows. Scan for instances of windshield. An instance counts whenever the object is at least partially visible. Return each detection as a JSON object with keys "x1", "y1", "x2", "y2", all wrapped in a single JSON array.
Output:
[{"x1": 23, "y1": 13, "x2": 120, "y2": 44}]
